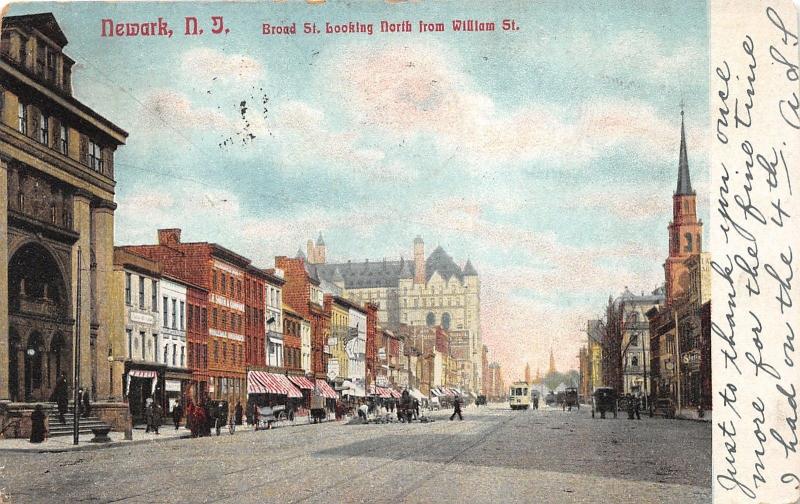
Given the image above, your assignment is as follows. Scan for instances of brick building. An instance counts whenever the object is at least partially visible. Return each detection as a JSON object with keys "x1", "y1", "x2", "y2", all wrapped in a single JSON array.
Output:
[
  {"x1": 122, "y1": 229, "x2": 268, "y2": 406},
  {"x1": 274, "y1": 256, "x2": 330, "y2": 379},
  {"x1": 185, "y1": 283, "x2": 209, "y2": 402}
]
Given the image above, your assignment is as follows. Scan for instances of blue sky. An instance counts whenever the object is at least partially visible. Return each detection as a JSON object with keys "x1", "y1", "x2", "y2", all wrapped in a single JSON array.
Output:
[{"x1": 9, "y1": 1, "x2": 709, "y2": 379}]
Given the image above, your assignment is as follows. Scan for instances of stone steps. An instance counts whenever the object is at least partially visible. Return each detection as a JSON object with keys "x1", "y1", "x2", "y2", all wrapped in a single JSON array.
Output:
[{"x1": 44, "y1": 405, "x2": 111, "y2": 437}]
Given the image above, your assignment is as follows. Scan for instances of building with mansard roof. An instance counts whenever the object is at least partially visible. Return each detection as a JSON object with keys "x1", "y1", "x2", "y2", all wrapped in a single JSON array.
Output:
[
  {"x1": 1, "y1": 13, "x2": 128, "y2": 434},
  {"x1": 302, "y1": 235, "x2": 482, "y2": 394}
]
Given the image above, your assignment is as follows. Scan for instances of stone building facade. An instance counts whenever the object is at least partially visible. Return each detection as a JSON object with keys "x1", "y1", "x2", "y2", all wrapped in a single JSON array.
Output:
[
  {"x1": 305, "y1": 235, "x2": 482, "y2": 394},
  {"x1": 1, "y1": 13, "x2": 127, "y2": 434}
]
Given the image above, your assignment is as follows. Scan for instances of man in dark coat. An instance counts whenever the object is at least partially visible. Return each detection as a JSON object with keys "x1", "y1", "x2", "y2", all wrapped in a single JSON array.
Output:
[
  {"x1": 450, "y1": 396, "x2": 463, "y2": 421},
  {"x1": 50, "y1": 373, "x2": 69, "y2": 424},
  {"x1": 234, "y1": 401, "x2": 243, "y2": 425},
  {"x1": 82, "y1": 389, "x2": 91, "y2": 418},
  {"x1": 172, "y1": 402, "x2": 183, "y2": 430},
  {"x1": 29, "y1": 405, "x2": 46, "y2": 443}
]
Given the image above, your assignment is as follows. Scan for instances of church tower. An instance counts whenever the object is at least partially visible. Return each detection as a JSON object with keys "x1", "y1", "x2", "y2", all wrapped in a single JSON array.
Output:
[
  {"x1": 548, "y1": 348, "x2": 556, "y2": 375},
  {"x1": 664, "y1": 110, "x2": 703, "y2": 306},
  {"x1": 524, "y1": 362, "x2": 531, "y2": 383}
]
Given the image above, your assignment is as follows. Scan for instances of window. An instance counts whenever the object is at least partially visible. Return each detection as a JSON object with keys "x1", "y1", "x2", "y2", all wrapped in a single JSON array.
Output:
[
  {"x1": 162, "y1": 297, "x2": 168, "y2": 327},
  {"x1": 173, "y1": 344, "x2": 177, "y2": 366},
  {"x1": 223, "y1": 341, "x2": 227, "y2": 361},
  {"x1": 17, "y1": 102, "x2": 27, "y2": 134},
  {"x1": 237, "y1": 280, "x2": 242, "y2": 299},
  {"x1": 36, "y1": 40, "x2": 45, "y2": 75},
  {"x1": 62, "y1": 63, "x2": 71, "y2": 90},
  {"x1": 171, "y1": 299, "x2": 177, "y2": 329},
  {"x1": 126, "y1": 329, "x2": 132, "y2": 358},
  {"x1": 684, "y1": 232, "x2": 693, "y2": 253},
  {"x1": 88, "y1": 140, "x2": 103, "y2": 172},
  {"x1": 212, "y1": 308, "x2": 217, "y2": 327},
  {"x1": 163, "y1": 344, "x2": 168, "y2": 364},
  {"x1": 202, "y1": 308, "x2": 208, "y2": 329},
  {"x1": 18, "y1": 36, "x2": 28, "y2": 65},
  {"x1": 213, "y1": 340, "x2": 218, "y2": 362},
  {"x1": 151, "y1": 280, "x2": 158, "y2": 311},
  {"x1": 139, "y1": 331, "x2": 146, "y2": 360},
  {"x1": 39, "y1": 113, "x2": 48, "y2": 145},
  {"x1": 187, "y1": 305, "x2": 194, "y2": 330},
  {"x1": 632, "y1": 356, "x2": 639, "y2": 367},
  {"x1": 138, "y1": 277, "x2": 145, "y2": 309},
  {"x1": 46, "y1": 50, "x2": 56, "y2": 81},
  {"x1": 630, "y1": 334, "x2": 639, "y2": 346},
  {"x1": 229, "y1": 276, "x2": 234, "y2": 297},
  {"x1": 180, "y1": 346, "x2": 185, "y2": 367},
  {"x1": 220, "y1": 274, "x2": 226, "y2": 293},
  {"x1": 124, "y1": 273, "x2": 132, "y2": 305},
  {"x1": 222, "y1": 311, "x2": 227, "y2": 331},
  {"x1": 212, "y1": 270, "x2": 218, "y2": 290},
  {"x1": 59, "y1": 124, "x2": 68, "y2": 154},
  {"x1": 180, "y1": 301, "x2": 185, "y2": 330}
]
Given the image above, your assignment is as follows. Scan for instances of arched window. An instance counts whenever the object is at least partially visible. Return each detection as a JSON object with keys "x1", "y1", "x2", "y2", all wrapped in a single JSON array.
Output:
[
  {"x1": 632, "y1": 356, "x2": 639, "y2": 367},
  {"x1": 442, "y1": 312, "x2": 452, "y2": 330},
  {"x1": 426, "y1": 312, "x2": 436, "y2": 327}
]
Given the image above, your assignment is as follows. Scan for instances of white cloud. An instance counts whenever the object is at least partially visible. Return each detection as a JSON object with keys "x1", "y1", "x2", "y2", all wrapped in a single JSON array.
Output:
[
  {"x1": 136, "y1": 89, "x2": 232, "y2": 133},
  {"x1": 180, "y1": 47, "x2": 265, "y2": 84},
  {"x1": 327, "y1": 42, "x2": 707, "y2": 174}
]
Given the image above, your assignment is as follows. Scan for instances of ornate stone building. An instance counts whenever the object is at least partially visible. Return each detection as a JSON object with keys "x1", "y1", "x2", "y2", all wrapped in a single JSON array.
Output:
[
  {"x1": 305, "y1": 235, "x2": 483, "y2": 393},
  {"x1": 1, "y1": 12, "x2": 127, "y2": 426}
]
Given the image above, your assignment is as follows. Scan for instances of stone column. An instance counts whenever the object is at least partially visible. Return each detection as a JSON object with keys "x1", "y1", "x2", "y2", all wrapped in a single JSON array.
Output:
[
  {"x1": 72, "y1": 191, "x2": 92, "y2": 390},
  {"x1": 91, "y1": 202, "x2": 115, "y2": 400},
  {"x1": 0, "y1": 157, "x2": 9, "y2": 400}
]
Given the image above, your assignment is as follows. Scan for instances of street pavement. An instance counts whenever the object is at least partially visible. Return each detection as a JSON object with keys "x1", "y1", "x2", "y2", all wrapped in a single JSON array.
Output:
[{"x1": 0, "y1": 404, "x2": 711, "y2": 504}]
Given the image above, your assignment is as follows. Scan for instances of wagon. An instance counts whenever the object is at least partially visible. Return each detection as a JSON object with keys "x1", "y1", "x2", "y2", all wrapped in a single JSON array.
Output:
[
  {"x1": 257, "y1": 404, "x2": 293, "y2": 429},
  {"x1": 308, "y1": 394, "x2": 327, "y2": 423},
  {"x1": 591, "y1": 387, "x2": 618, "y2": 419},
  {"x1": 563, "y1": 387, "x2": 579, "y2": 411}
]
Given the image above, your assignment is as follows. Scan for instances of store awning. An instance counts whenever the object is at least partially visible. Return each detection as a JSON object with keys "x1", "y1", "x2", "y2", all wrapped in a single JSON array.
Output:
[
  {"x1": 129, "y1": 369, "x2": 158, "y2": 379},
  {"x1": 273, "y1": 374, "x2": 303, "y2": 398},
  {"x1": 288, "y1": 375, "x2": 315, "y2": 390},
  {"x1": 469, "y1": 391, "x2": 478, "y2": 399},
  {"x1": 375, "y1": 387, "x2": 393, "y2": 398},
  {"x1": 315, "y1": 379, "x2": 338, "y2": 399},
  {"x1": 390, "y1": 389, "x2": 402, "y2": 399},
  {"x1": 430, "y1": 388, "x2": 442, "y2": 397},
  {"x1": 409, "y1": 388, "x2": 427, "y2": 401},
  {"x1": 248, "y1": 371, "x2": 284, "y2": 395}
]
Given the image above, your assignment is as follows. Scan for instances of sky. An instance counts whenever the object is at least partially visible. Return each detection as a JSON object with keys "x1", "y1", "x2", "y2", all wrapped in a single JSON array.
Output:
[{"x1": 8, "y1": 0, "x2": 710, "y2": 382}]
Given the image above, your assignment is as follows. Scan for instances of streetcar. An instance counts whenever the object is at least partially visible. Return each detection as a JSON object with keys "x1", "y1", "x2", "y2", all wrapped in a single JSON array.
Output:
[{"x1": 509, "y1": 381, "x2": 531, "y2": 410}]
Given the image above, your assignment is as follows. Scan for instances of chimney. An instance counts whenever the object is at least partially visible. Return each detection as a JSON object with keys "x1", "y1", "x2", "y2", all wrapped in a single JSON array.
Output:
[
  {"x1": 306, "y1": 239, "x2": 315, "y2": 264},
  {"x1": 158, "y1": 228, "x2": 181, "y2": 245},
  {"x1": 413, "y1": 236, "x2": 425, "y2": 285}
]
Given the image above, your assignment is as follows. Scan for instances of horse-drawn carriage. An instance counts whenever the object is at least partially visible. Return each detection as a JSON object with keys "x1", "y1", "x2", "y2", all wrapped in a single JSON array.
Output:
[
  {"x1": 255, "y1": 404, "x2": 294, "y2": 429},
  {"x1": 308, "y1": 394, "x2": 327, "y2": 423},
  {"x1": 396, "y1": 390, "x2": 417, "y2": 422},
  {"x1": 563, "y1": 387, "x2": 579, "y2": 411}
]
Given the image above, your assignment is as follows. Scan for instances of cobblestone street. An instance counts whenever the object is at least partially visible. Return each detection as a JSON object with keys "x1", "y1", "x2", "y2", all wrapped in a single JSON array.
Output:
[{"x1": 0, "y1": 405, "x2": 710, "y2": 504}]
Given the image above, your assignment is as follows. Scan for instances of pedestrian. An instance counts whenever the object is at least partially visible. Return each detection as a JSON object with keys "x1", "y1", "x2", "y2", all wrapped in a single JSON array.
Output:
[
  {"x1": 235, "y1": 400, "x2": 243, "y2": 425},
  {"x1": 29, "y1": 404, "x2": 47, "y2": 443},
  {"x1": 152, "y1": 401, "x2": 162, "y2": 434},
  {"x1": 253, "y1": 403, "x2": 260, "y2": 431},
  {"x1": 144, "y1": 398, "x2": 152, "y2": 432},
  {"x1": 50, "y1": 372, "x2": 69, "y2": 425},
  {"x1": 358, "y1": 401, "x2": 369, "y2": 423},
  {"x1": 82, "y1": 388, "x2": 91, "y2": 418},
  {"x1": 172, "y1": 402, "x2": 183, "y2": 430},
  {"x1": 626, "y1": 394, "x2": 635, "y2": 420},
  {"x1": 634, "y1": 395, "x2": 641, "y2": 420},
  {"x1": 450, "y1": 396, "x2": 463, "y2": 421}
]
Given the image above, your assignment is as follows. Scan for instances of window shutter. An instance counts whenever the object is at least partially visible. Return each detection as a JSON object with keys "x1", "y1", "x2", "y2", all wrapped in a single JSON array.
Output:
[
  {"x1": 79, "y1": 134, "x2": 88, "y2": 165},
  {"x1": 51, "y1": 117, "x2": 60, "y2": 149},
  {"x1": 103, "y1": 147, "x2": 113, "y2": 177}
]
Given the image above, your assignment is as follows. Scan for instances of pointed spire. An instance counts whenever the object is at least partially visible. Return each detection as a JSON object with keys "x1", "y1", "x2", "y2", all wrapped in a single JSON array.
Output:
[
  {"x1": 463, "y1": 258, "x2": 478, "y2": 276},
  {"x1": 316, "y1": 232, "x2": 325, "y2": 246},
  {"x1": 295, "y1": 247, "x2": 306, "y2": 260},
  {"x1": 548, "y1": 347, "x2": 557, "y2": 374},
  {"x1": 676, "y1": 109, "x2": 694, "y2": 195}
]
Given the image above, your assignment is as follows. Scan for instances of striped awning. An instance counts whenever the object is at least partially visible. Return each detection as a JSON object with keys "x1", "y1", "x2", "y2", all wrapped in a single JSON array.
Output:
[
  {"x1": 430, "y1": 388, "x2": 442, "y2": 397},
  {"x1": 273, "y1": 374, "x2": 303, "y2": 398},
  {"x1": 375, "y1": 387, "x2": 393, "y2": 398},
  {"x1": 129, "y1": 369, "x2": 158, "y2": 379},
  {"x1": 288, "y1": 375, "x2": 315, "y2": 390},
  {"x1": 389, "y1": 389, "x2": 402, "y2": 399},
  {"x1": 248, "y1": 371, "x2": 303, "y2": 398},
  {"x1": 315, "y1": 379, "x2": 338, "y2": 399}
]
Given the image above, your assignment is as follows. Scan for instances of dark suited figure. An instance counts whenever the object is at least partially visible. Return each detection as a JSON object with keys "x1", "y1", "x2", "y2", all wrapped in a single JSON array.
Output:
[
  {"x1": 50, "y1": 373, "x2": 69, "y2": 424},
  {"x1": 30, "y1": 405, "x2": 47, "y2": 443},
  {"x1": 450, "y1": 397, "x2": 463, "y2": 421},
  {"x1": 634, "y1": 395, "x2": 641, "y2": 420}
]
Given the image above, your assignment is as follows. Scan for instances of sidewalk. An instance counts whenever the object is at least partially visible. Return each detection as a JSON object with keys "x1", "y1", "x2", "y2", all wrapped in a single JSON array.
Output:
[
  {"x1": 0, "y1": 415, "x2": 337, "y2": 453},
  {"x1": 675, "y1": 408, "x2": 712, "y2": 423}
]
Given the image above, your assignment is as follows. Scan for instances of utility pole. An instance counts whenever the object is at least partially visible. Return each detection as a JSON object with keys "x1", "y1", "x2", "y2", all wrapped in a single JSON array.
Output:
[{"x1": 73, "y1": 247, "x2": 82, "y2": 445}]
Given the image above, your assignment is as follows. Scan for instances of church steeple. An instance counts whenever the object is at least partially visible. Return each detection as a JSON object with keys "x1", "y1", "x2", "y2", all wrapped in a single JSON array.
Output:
[
  {"x1": 548, "y1": 348, "x2": 556, "y2": 375},
  {"x1": 676, "y1": 109, "x2": 693, "y2": 196}
]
